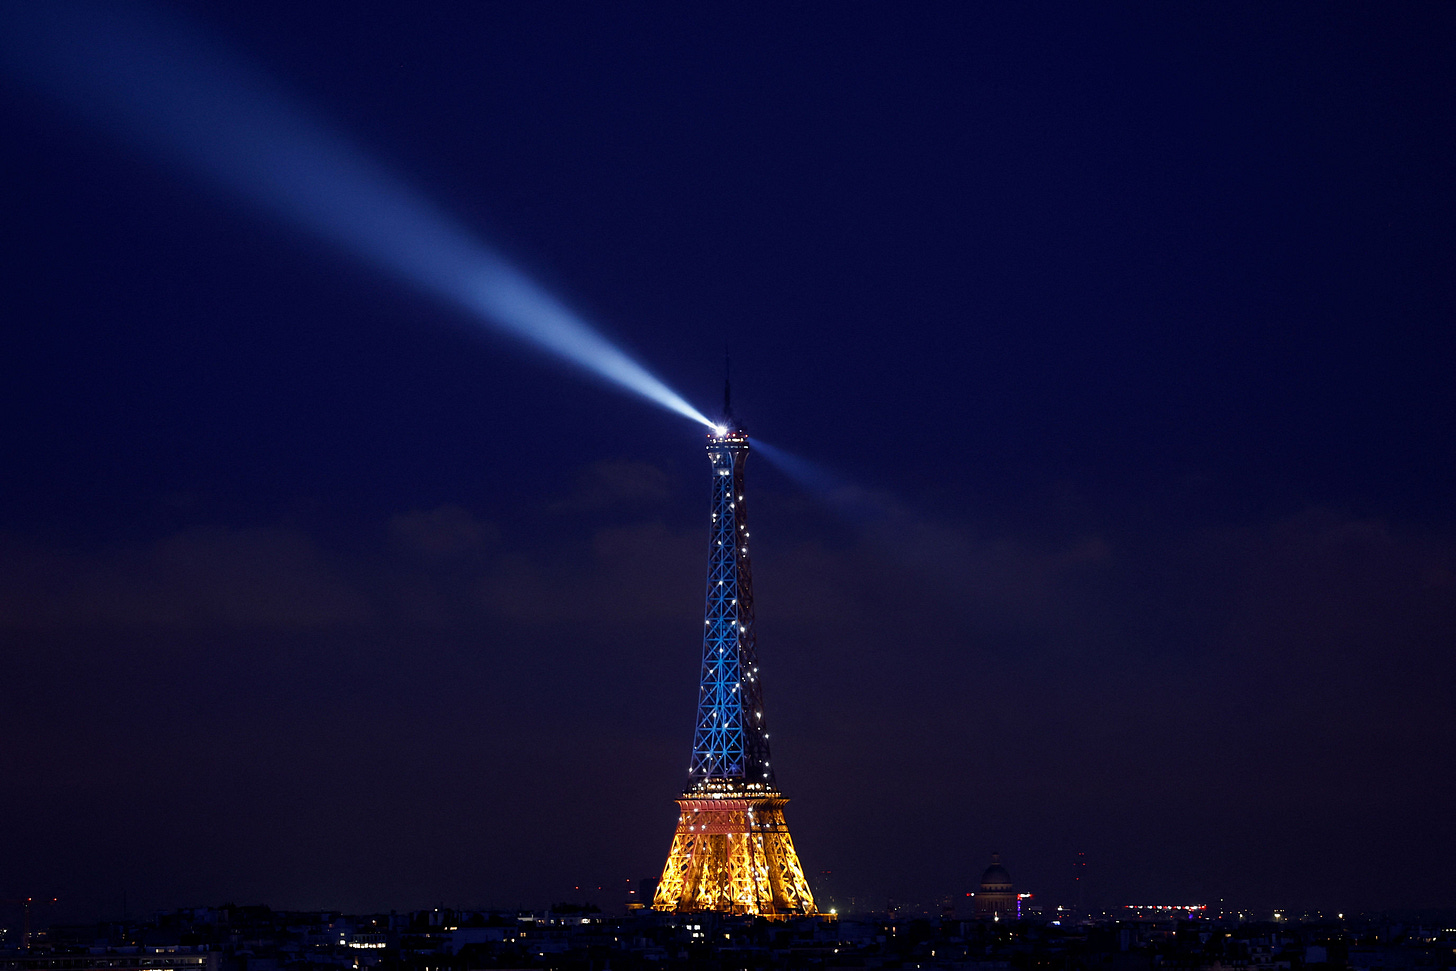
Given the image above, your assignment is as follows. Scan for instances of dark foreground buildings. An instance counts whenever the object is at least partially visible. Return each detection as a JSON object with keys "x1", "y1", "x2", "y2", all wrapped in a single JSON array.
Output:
[{"x1": 6, "y1": 904, "x2": 1456, "y2": 971}]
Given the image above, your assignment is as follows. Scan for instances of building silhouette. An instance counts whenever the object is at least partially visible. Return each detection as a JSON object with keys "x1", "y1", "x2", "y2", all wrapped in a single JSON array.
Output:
[{"x1": 974, "y1": 853, "x2": 1015, "y2": 919}]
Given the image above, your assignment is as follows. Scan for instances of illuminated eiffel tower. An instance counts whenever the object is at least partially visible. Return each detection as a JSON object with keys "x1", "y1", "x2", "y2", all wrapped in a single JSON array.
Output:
[{"x1": 651, "y1": 381, "x2": 817, "y2": 918}]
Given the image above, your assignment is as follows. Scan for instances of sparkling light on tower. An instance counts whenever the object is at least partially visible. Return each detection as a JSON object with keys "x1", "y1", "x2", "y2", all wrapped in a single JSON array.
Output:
[{"x1": 651, "y1": 381, "x2": 817, "y2": 918}]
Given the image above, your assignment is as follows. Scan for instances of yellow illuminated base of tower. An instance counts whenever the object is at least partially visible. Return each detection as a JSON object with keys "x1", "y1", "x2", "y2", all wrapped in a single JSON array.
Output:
[{"x1": 652, "y1": 792, "x2": 816, "y2": 918}]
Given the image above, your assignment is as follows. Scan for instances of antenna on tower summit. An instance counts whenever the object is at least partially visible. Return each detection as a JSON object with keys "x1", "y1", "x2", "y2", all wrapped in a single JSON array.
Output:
[{"x1": 723, "y1": 347, "x2": 733, "y2": 421}]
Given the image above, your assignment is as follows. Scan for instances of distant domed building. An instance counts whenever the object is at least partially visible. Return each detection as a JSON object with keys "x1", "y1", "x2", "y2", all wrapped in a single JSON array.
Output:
[{"x1": 974, "y1": 853, "x2": 1015, "y2": 918}]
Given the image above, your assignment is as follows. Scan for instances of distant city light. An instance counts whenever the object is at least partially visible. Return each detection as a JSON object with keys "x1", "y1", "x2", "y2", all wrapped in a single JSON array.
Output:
[{"x1": 1124, "y1": 904, "x2": 1208, "y2": 915}]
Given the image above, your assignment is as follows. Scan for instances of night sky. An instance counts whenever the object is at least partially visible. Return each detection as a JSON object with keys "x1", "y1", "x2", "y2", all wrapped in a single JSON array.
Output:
[{"x1": 1, "y1": 1, "x2": 1454, "y2": 921}]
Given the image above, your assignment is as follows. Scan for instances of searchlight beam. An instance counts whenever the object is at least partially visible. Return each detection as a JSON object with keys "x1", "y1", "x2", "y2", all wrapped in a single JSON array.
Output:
[{"x1": 0, "y1": 1, "x2": 712, "y2": 429}]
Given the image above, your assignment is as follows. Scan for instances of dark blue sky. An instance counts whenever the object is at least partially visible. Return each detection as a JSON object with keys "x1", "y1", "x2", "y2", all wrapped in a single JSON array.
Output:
[{"x1": 1, "y1": 1, "x2": 1453, "y2": 919}]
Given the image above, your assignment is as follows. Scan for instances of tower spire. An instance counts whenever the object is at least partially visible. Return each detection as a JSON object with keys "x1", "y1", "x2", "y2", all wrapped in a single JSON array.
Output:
[{"x1": 723, "y1": 347, "x2": 733, "y2": 422}]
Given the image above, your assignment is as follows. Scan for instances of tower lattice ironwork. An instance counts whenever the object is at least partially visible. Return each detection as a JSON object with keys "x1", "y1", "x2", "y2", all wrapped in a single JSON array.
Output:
[{"x1": 652, "y1": 392, "x2": 816, "y2": 918}]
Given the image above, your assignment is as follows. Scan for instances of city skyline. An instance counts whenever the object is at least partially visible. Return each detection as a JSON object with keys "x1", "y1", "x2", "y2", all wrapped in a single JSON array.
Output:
[{"x1": 0, "y1": 1, "x2": 1454, "y2": 920}]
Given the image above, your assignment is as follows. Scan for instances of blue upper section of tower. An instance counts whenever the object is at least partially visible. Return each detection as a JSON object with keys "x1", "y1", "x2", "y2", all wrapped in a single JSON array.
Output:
[{"x1": 687, "y1": 420, "x2": 775, "y2": 793}]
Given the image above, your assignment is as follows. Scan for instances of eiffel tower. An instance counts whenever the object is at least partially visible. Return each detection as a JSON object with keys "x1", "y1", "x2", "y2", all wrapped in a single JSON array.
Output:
[{"x1": 651, "y1": 379, "x2": 817, "y2": 918}]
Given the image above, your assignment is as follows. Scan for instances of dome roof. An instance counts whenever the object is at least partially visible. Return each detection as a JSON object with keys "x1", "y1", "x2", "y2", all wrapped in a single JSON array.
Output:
[
  {"x1": 980, "y1": 866, "x2": 1011, "y2": 888},
  {"x1": 980, "y1": 854, "x2": 1013, "y2": 890}
]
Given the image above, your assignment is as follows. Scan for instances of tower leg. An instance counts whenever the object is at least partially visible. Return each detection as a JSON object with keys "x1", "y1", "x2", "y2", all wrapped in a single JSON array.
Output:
[{"x1": 651, "y1": 796, "x2": 815, "y2": 918}]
